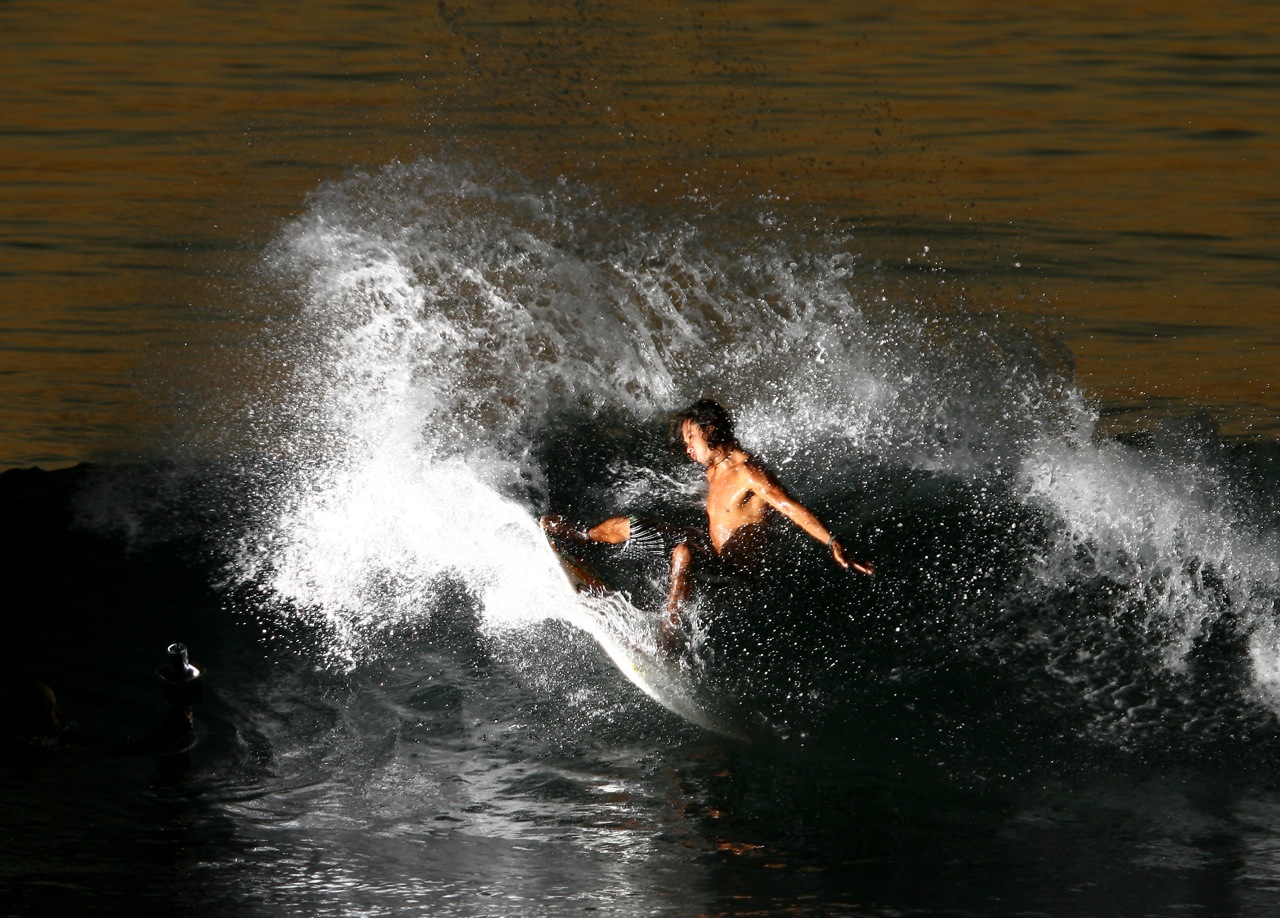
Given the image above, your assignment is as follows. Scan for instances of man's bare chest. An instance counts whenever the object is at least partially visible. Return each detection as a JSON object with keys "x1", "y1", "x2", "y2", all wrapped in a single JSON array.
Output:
[{"x1": 705, "y1": 471, "x2": 765, "y2": 519}]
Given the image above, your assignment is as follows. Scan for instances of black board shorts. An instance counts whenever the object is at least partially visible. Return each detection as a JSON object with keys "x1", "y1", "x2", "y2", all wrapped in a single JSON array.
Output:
[{"x1": 621, "y1": 515, "x2": 756, "y2": 588}]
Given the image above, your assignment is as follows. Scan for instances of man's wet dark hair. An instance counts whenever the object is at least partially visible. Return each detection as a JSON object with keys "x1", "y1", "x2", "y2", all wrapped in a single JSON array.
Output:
[{"x1": 673, "y1": 398, "x2": 736, "y2": 450}]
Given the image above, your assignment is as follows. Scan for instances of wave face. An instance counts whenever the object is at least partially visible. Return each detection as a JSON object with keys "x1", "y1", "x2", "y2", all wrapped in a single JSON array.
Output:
[{"x1": 219, "y1": 157, "x2": 1280, "y2": 767}]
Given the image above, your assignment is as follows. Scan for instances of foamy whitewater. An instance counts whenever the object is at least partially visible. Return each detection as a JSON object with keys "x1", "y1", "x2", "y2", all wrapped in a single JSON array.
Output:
[{"x1": 210, "y1": 157, "x2": 1280, "y2": 751}]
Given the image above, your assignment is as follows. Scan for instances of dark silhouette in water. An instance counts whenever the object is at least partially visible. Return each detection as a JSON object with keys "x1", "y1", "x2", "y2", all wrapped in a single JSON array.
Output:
[
  {"x1": 3, "y1": 681, "x2": 62, "y2": 748},
  {"x1": 3, "y1": 643, "x2": 205, "y2": 760},
  {"x1": 120, "y1": 642, "x2": 203, "y2": 756}
]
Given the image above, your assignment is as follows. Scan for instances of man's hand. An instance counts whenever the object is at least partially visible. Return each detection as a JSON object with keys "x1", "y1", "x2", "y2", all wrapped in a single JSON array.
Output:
[{"x1": 831, "y1": 538, "x2": 874, "y2": 577}]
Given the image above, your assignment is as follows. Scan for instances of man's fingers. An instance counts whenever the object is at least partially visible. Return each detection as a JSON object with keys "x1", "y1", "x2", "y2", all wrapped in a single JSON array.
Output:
[{"x1": 832, "y1": 541, "x2": 874, "y2": 577}]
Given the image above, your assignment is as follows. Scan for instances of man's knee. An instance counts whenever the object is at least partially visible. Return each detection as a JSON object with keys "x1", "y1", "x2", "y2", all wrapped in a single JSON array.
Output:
[
  {"x1": 588, "y1": 516, "x2": 631, "y2": 544},
  {"x1": 670, "y1": 542, "x2": 692, "y2": 570}
]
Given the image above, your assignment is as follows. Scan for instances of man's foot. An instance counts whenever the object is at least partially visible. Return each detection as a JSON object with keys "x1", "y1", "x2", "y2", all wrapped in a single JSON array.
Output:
[{"x1": 658, "y1": 607, "x2": 686, "y2": 655}]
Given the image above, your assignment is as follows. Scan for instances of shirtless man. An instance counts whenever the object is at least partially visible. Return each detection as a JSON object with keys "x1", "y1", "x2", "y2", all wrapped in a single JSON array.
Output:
[{"x1": 542, "y1": 399, "x2": 873, "y2": 645}]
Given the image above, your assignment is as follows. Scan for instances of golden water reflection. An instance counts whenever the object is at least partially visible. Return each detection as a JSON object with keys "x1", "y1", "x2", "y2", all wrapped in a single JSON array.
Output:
[{"x1": 1, "y1": 0, "x2": 1277, "y2": 464}]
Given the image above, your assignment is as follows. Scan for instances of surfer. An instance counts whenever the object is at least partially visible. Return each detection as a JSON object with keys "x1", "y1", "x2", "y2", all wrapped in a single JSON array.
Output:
[{"x1": 542, "y1": 399, "x2": 873, "y2": 648}]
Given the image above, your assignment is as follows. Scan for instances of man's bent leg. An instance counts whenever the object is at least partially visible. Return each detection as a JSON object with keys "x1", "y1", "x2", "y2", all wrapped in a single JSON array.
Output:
[
  {"x1": 586, "y1": 516, "x2": 631, "y2": 544},
  {"x1": 661, "y1": 543, "x2": 693, "y2": 652},
  {"x1": 541, "y1": 515, "x2": 631, "y2": 544}
]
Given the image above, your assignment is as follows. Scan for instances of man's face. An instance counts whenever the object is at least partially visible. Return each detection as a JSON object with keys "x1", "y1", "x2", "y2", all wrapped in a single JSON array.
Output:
[{"x1": 682, "y1": 419, "x2": 713, "y2": 466}]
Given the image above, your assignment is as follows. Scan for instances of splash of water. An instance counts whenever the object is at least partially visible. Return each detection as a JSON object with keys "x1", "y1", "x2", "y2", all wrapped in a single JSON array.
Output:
[
  {"x1": 219, "y1": 155, "x2": 1280, "y2": 740},
  {"x1": 1016, "y1": 418, "x2": 1280, "y2": 736}
]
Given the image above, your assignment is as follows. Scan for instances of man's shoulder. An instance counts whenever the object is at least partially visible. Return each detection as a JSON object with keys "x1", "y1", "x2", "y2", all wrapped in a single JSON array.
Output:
[{"x1": 736, "y1": 452, "x2": 780, "y2": 483}]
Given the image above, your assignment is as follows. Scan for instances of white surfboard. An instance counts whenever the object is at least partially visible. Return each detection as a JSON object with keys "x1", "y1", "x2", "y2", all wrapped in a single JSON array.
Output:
[{"x1": 542, "y1": 532, "x2": 744, "y2": 739}]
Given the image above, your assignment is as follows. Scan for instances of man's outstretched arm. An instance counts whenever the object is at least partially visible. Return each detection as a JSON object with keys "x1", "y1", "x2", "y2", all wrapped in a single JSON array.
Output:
[{"x1": 744, "y1": 464, "x2": 874, "y2": 576}]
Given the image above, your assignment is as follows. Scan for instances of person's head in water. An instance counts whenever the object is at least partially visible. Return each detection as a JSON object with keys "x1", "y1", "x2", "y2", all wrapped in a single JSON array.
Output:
[
  {"x1": 4, "y1": 681, "x2": 61, "y2": 744},
  {"x1": 673, "y1": 399, "x2": 737, "y2": 463}
]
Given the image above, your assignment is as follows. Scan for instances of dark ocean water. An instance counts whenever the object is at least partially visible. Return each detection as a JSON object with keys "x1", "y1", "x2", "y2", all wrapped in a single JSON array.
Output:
[{"x1": 3, "y1": 2, "x2": 1280, "y2": 916}]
